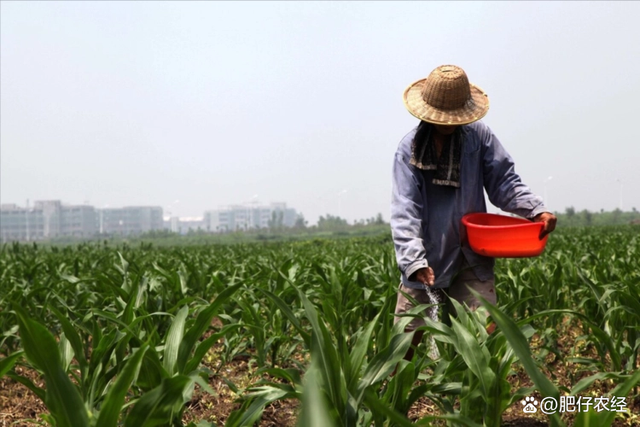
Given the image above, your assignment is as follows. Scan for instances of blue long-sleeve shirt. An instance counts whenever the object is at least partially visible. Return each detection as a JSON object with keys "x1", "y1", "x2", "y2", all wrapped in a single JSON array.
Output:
[{"x1": 391, "y1": 121, "x2": 548, "y2": 290}]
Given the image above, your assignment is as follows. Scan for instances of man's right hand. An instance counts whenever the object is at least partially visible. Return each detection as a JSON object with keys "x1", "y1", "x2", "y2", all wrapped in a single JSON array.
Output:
[{"x1": 412, "y1": 267, "x2": 435, "y2": 286}]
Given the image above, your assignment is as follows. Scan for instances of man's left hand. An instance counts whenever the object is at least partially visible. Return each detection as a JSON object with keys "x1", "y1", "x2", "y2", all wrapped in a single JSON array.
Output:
[{"x1": 534, "y1": 212, "x2": 557, "y2": 239}]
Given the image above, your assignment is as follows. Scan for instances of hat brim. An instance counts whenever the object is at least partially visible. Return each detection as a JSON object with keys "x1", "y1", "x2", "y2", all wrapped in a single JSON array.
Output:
[{"x1": 403, "y1": 78, "x2": 490, "y2": 125}]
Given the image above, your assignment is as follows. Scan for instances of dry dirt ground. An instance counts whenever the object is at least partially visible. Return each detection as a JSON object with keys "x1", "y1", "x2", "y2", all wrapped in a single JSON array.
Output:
[{"x1": 2, "y1": 325, "x2": 639, "y2": 426}]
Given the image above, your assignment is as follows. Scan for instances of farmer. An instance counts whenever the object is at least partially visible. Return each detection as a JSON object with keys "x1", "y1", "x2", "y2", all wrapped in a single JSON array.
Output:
[{"x1": 391, "y1": 65, "x2": 557, "y2": 360}]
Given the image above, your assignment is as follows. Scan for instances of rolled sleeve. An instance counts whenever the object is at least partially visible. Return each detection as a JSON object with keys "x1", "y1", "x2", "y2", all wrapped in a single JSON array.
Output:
[{"x1": 405, "y1": 259, "x2": 429, "y2": 280}]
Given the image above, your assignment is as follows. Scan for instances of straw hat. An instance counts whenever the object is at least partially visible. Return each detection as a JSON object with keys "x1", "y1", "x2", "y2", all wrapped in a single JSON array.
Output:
[{"x1": 403, "y1": 65, "x2": 490, "y2": 125}]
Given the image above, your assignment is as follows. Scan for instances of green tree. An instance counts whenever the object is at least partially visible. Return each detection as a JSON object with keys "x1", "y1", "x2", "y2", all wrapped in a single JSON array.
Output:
[
  {"x1": 293, "y1": 214, "x2": 307, "y2": 230},
  {"x1": 317, "y1": 214, "x2": 349, "y2": 231},
  {"x1": 612, "y1": 208, "x2": 622, "y2": 224},
  {"x1": 581, "y1": 209, "x2": 593, "y2": 226},
  {"x1": 269, "y1": 210, "x2": 285, "y2": 232}
]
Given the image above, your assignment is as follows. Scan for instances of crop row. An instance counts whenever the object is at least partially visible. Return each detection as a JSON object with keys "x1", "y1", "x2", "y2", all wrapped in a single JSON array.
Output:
[{"x1": 1, "y1": 227, "x2": 639, "y2": 426}]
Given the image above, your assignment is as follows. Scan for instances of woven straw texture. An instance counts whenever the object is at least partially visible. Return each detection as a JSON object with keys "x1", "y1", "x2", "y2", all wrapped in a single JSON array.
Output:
[{"x1": 403, "y1": 65, "x2": 490, "y2": 125}]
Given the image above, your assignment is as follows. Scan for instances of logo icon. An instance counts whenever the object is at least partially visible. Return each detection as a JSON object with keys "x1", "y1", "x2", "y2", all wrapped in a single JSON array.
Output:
[{"x1": 521, "y1": 396, "x2": 539, "y2": 413}]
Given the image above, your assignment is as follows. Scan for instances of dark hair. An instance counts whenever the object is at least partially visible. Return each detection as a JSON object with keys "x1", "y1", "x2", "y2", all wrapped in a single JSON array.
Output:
[
  {"x1": 413, "y1": 121, "x2": 465, "y2": 146},
  {"x1": 413, "y1": 121, "x2": 434, "y2": 146}
]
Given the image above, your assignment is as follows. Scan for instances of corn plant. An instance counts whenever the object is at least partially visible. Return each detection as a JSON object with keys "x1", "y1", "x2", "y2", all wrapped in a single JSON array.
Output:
[
  {"x1": 2, "y1": 226, "x2": 640, "y2": 425},
  {"x1": 5, "y1": 276, "x2": 240, "y2": 427}
]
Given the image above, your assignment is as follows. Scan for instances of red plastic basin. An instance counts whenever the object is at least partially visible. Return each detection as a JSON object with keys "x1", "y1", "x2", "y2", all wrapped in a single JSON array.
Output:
[{"x1": 461, "y1": 213, "x2": 548, "y2": 258}]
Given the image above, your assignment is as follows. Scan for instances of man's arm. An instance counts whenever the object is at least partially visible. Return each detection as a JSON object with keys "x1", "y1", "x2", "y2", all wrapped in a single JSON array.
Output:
[
  {"x1": 479, "y1": 124, "x2": 557, "y2": 237},
  {"x1": 390, "y1": 150, "x2": 431, "y2": 282}
]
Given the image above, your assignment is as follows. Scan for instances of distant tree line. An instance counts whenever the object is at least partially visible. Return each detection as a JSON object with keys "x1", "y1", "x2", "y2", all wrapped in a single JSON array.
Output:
[
  {"x1": 310, "y1": 213, "x2": 386, "y2": 232},
  {"x1": 553, "y1": 207, "x2": 640, "y2": 227}
]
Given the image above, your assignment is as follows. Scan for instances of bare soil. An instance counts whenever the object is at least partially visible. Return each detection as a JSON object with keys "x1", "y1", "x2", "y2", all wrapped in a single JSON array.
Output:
[{"x1": 2, "y1": 320, "x2": 638, "y2": 426}]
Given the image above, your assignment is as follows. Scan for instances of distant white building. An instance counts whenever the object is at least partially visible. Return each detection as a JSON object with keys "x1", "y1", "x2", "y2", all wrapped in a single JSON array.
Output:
[
  {"x1": 98, "y1": 206, "x2": 164, "y2": 236},
  {"x1": 0, "y1": 199, "x2": 299, "y2": 241},
  {"x1": 163, "y1": 216, "x2": 205, "y2": 234},
  {"x1": 1, "y1": 200, "x2": 96, "y2": 242},
  {"x1": 204, "y1": 202, "x2": 297, "y2": 232}
]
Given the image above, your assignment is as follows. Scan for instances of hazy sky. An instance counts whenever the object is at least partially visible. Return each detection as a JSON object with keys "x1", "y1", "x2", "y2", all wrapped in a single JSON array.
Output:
[{"x1": 2, "y1": 2, "x2": 639, "y2": 224}]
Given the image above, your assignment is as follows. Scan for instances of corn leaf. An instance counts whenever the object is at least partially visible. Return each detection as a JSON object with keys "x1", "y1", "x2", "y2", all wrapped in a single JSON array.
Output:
[
  {"x1": 0, "y1": 350, "x2": 24, "y2": 377},
  {"x1": 163, "y1": 305, "x2": 189, "y2": 376},
  {"x1": 96, "y1": 344, "x2": 149, "y2": 427},
  {"x1": 177, "y1": 283, "x2": 242, "y2": 374},
  {"x1": 14, "y1": 305, "x2": 89, "y2": 427}
]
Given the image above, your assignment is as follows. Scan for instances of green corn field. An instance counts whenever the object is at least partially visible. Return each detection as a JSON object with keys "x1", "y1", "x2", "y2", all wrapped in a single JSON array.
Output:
[{"x1": 1, "y1": 226, "x2": 639, "y2": 426}]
